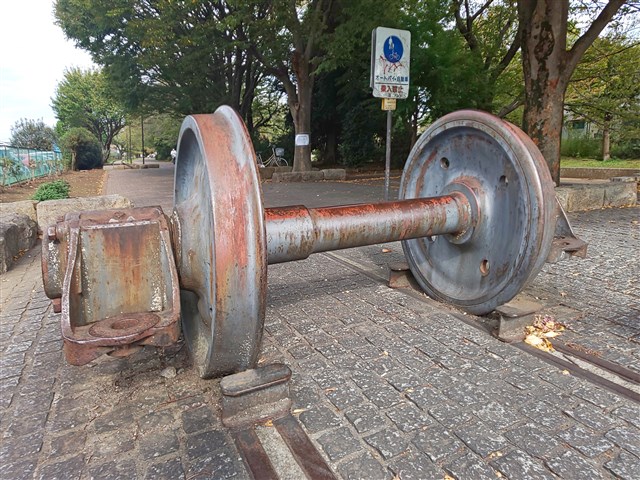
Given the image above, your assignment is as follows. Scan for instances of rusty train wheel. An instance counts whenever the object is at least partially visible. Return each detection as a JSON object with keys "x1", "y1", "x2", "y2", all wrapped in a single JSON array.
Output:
[
  {"x1": 172, "y1": 107, "x2": 267, "y2": 378},
  {"x1": 400, "y1": 110, "x2": 556, "y2": 315}
]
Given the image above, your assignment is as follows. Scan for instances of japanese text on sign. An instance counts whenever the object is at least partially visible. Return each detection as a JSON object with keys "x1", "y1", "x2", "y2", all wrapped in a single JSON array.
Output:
[{"x1": 370, "y1": 27, "x2": 411, "y2": 99}]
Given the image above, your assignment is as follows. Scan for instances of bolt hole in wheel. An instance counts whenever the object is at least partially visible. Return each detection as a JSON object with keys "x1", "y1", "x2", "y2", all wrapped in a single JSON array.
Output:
[
  {"x1": 480, "y1": 259, "x2": 490, "y2": 276},
  {"x1": 400, "y1": 110, "x2": 556, "y2": 315}
]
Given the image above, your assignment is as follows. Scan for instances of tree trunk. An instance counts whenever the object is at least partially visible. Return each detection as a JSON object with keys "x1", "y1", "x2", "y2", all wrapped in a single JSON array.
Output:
[
  {"x1": 519, "y1": 0, "x2": 627, "y2": 184},
  {"x1": 288, "y1": 54, "x2": 313, "y2": 172},
  {"x1": 519, "y1": 0, "x2": 569, "y2": 185},
  {"x1": 602, "y1": 113, "x2": 611, "y2": 161}
]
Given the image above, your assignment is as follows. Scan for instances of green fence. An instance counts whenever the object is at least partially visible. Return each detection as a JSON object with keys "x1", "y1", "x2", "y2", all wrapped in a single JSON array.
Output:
[{"x1": 0, "y1": 146, "x2": 65, "y2": 186}]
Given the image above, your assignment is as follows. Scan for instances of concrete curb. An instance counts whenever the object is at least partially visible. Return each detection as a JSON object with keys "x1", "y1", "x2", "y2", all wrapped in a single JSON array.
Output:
[
  {"x1": 556, "y1": 179, "x2": 637, "y2": 212},
  {"x1": 271, "y1": 169, "x2": 347, "y2": 183}
]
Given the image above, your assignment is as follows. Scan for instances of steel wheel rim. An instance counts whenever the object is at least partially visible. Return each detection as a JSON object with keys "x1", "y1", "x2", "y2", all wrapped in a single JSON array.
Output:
[
  {"x1": 172, "y1": 107, "x2": 266, "y2": 378},
  {"x1": 400, "y1": 110, "x2": 555, "y2": 315}
]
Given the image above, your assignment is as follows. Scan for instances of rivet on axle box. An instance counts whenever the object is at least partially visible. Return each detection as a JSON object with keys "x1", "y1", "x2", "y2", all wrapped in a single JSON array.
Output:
[
  {"x1": 493, "y1": 294, "x2": 543, "y2": 342},
  {"x1": 220, "y1": 363, "x2": 292, "y2": 429}
]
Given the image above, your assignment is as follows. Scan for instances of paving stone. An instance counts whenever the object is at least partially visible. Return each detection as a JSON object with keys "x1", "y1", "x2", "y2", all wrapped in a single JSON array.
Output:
[
  {"x1": 604, "y1": 450, "x2": 640, "y2": 480},
  {"x1": 385, "y1": 371, "x2": 423, "y2": 391},
  {"x1": 5, "y1": 411, "x2": 48, "y2": 436},
  {"x1": 386, "y1": 402, "x2": 434, "y2": 433},
  {"x1": 0, "y1": 431, "x2": 43, "y2": 457},
  {"x1": 363, "y1": 383, "x2": 404, "y2": 408},
  {"x1": 573, "y1": 384, "x2": 623, "y2": 409},
  {"x1": 364, "y1": 428, "x2": 410, "y2": 459},
  {"x1": 138, "y1": 410, "x2": 175, "y2": 434},
  {"x1": 186, "y1": 430, "x2": 229, "y2": 459},
  {"x1": 0, "y1": 459, "x2": 38, "y2": 480},
  {"x1": 344, "y1": 402, "x2": 388, "y2": 433},
  {"x1": 139, "y1": 430, "x2": 180, "y2": 459},
  {"x1": 412, "y1": 425, "x2": 465, "y2": 462},
  {"x1": 337, "y1": 452, "x2": 391, "y2": 480},
  {"x1": 317, "y1": 426, "x2": 362, "y2": 461},
  {"x1": 144, "y1": 458, "x2": 185, "y2": 480},
  {"x1": 325, "y1": 384, "x2": 365, "y2": 411},
  {"x1": 405, "y1": 384, "x2": 447, "y2": 409},
  {"x1": 50, "y1": 430, "x2": 86, "y2": 457},
  {"x1": 181, "y1": 405, "x2": 216, "y2": 434},
  {"x1": 546, "y1": 450, "x2": 606, "y2": 479},
  {"x1": 93, "y1": 408, "x2": 136, "y2": 434},
  {"x1": 520, "y1": 400, "x2": 573, "y2": 431},
  {"x1": 474, "y1": 401, "x2": 523, "y2": 430},
  {"x1": 187, "y1": 445, "x2": 248, "y2": 479},
  {"x1": 428, "y1": 402, "x2": 475, "y2": 430},
  {"x1": 504, "y1": 423, "x2": 561, "y2": 458},
  {"x1": 454, "y1": 422, "x2": 510, "y2": 458},
  {"x1": 88, "y1": 459, "x2": 138, "y2": 480},
  {"x1": 444, "y1": 451, "x2": 501, "y2": 480},
  {"x1": 299, "y1": 406, "x2": 342, "y2": 434},
  {"x1": 441, "y1": 382, "x2": 490, "y2": 407},
  {"x1": 564, "y1": 403, "x2": 618, "y2": 431},
  {"x1": 558, "y1": 424, "x2": 615, "y2": 457},
  {"x1": 92, "y1": 429, "x2": 137, "y2": 456},
  {"x1": 38, "y1": 454, "x2": 85, "y2": 480},
  {"x1": 605, "y1": 426, "x2": 640, "y2": 457},
  {"x1": 389, "y1": 450, "x2": 444, "y2": 479},
  {"x1": 612, "y1": 404, "x2": 640, "y2": 428},
  {"x1": 491, "y1": 449, "x2": 556, "y2": 480}
]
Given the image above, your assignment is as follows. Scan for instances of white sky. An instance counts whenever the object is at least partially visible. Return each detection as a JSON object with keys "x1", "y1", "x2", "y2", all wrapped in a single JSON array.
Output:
[{"x1": 0, "y1": 0, "x2": 95, "y2": 142}]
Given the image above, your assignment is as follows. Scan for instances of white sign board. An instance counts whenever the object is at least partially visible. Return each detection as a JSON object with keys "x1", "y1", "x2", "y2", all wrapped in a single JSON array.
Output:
[
  {"x1": 370, "y1": 27, "x2": 411, "y2": 99},
  {"x1": 295, "y1": 134, "x2": 310, "y2": 146}
]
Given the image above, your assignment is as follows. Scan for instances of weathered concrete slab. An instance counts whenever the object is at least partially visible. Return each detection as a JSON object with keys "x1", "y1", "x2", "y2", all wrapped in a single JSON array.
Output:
[
  {"x1": 0, "y1": 212, "x2": 37, "y2": 273},
  {"x1": 556, "y1": 181, "x2": 637, "y2": 212},
  {"x1": 323, "y1": 169, "x2": 347, "y2": 181},
  {"x1": 561, "y1": 167, "x2": 639, "y2": 180},
  {"x1": 272, "y1": 171, "x2": 325, "y2": 183},
  {"x1": 1, "y1": 200, "x2": 38, "y2": 223},
  {"x1": 36, "y1": 194, "x2": 133, "y2": 231}
]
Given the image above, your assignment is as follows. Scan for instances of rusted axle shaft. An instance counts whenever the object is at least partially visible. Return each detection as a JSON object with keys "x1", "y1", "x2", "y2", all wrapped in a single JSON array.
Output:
[{"x1": 265, "y1": 193, "x2": 474, "y2": 264}]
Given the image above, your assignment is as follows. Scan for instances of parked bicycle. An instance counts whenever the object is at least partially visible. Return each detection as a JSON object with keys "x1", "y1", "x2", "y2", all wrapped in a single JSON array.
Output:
[{"x1": 257, "y1": 146, "x2": 288, "y2": 167}]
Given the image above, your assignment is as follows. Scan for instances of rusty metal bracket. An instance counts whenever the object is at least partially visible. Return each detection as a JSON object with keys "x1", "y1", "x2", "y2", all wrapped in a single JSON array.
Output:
[
  {"x1": 42, "y1": 206, "x2": 180, "y2": 365},
  {"x1": 546, "y1": 199, "x2": 588, "y2": 263}
]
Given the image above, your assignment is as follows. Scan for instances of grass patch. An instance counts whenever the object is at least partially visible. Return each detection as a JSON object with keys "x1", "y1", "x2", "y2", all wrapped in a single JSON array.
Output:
[{"x1": 560, "y1": 157, "x2": 640, "y2": 169}]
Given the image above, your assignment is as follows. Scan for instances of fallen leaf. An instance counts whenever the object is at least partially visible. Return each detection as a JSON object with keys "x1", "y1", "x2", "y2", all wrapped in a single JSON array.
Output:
[
  {"x1": 292, "y1": 408, "x2": 307, "y2": 414},
  {"x1": 562, "y1": 370, "x2": 570, "y2": 375},
  {"x1": 382, "y1": 248, "x2": 392, "y2": 253},
  {"x1": 324, "y1": 387, "x2": 337, "y2": 393},
  {"x1": 263, "y1": 419, "x2": 274, "y2": 427},
  {"x1": 560, "y1": 292, "x2": 567, "y2": 297}
]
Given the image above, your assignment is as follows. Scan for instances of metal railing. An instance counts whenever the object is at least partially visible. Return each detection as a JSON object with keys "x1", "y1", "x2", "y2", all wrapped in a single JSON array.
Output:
[{"x1": 0, "y1": 145, "x2": 65, "y2": 186}]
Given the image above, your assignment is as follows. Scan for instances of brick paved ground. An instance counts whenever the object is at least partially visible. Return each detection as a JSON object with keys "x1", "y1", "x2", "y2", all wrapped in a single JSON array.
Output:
[{"x1": 1, "y1": 167, "x2": 638, "y2": 479}]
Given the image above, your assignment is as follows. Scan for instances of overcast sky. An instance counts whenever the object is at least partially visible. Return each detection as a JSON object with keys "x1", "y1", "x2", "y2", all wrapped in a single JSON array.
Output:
[{"x1": 0, "y1": 0, "x2": 95, "y2": 142}]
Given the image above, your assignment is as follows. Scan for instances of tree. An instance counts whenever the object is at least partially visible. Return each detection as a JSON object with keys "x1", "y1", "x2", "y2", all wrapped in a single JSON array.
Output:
[
  {"x1": 451, "y1": 0, "x2": 522, "y2": 114},
  {"x1": 59, "y1": 128, "x2": 103, "y2": 171},
  {"x1": 51, "y1": 68, "x2": 126, "y2": 162},
  {"x1": 517, "y1": 0, "x2": 630, "y2": 183},
  {"x1": 234, "y1": 0, "x2": 339, "y2": 172},
  {"x1": 9, "y1": 119, "x2": 56, "y2": 150},
  {"x1": 565, "y1": 35, "x2": 640, "y2": 160},
  {"x1": 54, "y1": 0, "x2": 263, "y2": 129}
]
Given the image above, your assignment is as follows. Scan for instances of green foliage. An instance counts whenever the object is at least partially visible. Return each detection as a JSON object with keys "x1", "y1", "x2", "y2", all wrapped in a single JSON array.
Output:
[
  {"x1": 561, "y1": 134, "x2": 601, "y2": 159},
  {"x1": 52, "y1": 68, "x2": 126, "y2": 162},
  {"x1": 32, "y1": 180, "x2": 70, "y2": 201},
  {"x1": 60, "y1": 128, "x2": 103, "y2": 170},
  {"x1": 561, "y1": 157, "x2": 640, "y2": 168},
  {"x1": 9, "y1": 119, "x2": 57, "y2": 150}
]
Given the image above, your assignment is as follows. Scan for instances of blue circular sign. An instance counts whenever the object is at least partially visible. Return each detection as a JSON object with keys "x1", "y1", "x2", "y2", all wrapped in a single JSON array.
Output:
[{"x1": 383, "y1": 35, "x2": 403, "y2": 63}]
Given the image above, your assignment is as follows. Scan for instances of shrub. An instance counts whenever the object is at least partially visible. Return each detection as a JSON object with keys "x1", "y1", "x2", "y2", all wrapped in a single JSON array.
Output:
[
  {"x1": 60, "y1": 128, "x2": 103, "y2": 170},
  {"x1": 32, "y1": 180, "x2": 70, "y2": 201},
  {"x1": 561, "y1": 134, "x2": 601, "y2": 158}
]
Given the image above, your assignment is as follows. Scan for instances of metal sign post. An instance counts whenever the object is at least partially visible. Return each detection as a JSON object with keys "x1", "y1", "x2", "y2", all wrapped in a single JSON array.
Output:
[{"x1": 371, "y1": 27, "x2": 410, "y2": 200}]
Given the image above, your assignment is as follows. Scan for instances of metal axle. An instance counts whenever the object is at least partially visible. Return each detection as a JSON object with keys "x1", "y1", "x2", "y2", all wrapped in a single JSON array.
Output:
[{"x1": 265, "y1": 193, "x2": 474, "y2": 264}]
